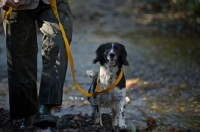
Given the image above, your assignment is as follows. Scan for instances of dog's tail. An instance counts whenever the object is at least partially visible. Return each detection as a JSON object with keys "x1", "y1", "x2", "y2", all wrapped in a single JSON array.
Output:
[{"x1": 86, "y1": 70, "x2": 98, "y2": 78}]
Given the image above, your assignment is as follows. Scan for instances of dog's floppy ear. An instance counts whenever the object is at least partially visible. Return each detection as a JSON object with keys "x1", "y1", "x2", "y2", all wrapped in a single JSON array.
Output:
[
  {"x1": 93, "y1": 44, "x2": 105, "y2": 64},
  {"x1": 120, "y1": 44, "x2": 129, "y2": 66}
]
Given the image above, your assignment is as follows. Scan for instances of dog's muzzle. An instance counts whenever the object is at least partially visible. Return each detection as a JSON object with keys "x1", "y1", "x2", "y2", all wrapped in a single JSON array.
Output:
[{"x1": 107, "y1": 53, "x2": 117, "y2": 66}]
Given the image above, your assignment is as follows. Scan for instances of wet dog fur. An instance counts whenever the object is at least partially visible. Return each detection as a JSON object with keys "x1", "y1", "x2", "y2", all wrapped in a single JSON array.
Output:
[{"x1": 87, "y1": 42, "x2": 129, "y2": 131}]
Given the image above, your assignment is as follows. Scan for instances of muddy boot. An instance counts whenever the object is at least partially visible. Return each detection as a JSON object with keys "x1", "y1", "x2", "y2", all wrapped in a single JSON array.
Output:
[
  {"x1": 33, "y1": 104, "x2": 57, "y2": 128},
  {"x1": 18, "y1": 115, "x2": 36, "y2": 132}
]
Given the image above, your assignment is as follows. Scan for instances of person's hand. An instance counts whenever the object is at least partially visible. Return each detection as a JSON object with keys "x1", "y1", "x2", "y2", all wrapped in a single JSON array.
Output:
[{"x1": 1, "y1": 0, "x2": 20, "y2": 10}]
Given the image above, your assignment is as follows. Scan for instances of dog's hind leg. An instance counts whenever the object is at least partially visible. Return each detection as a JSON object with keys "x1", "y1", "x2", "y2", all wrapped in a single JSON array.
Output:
[{"x1": 112, "y1": 108, "x2": 118, "y2": 128}]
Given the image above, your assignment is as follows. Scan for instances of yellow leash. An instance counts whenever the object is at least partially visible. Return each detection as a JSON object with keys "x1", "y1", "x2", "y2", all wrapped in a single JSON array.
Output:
[
  {"x1": 0, "y1": 2, "x2": 123, "y2": 97},
  {"x1": 50, "y1": 0, "x2": 124, "y2": 97},
  {"x1": 0, "y1": 6, "x2": 13, "y2": 24}
]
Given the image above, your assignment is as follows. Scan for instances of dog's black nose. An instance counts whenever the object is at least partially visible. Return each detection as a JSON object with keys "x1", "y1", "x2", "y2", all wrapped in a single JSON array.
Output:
[{"x1": 109, "y1": 53, "x2": 115, "y2": 58}]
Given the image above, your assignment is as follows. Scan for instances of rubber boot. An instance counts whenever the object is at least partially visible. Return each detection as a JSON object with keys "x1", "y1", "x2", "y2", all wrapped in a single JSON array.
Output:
[
  {"x1": 33, "y1": 104, "x2": 57, "y2": 128},
  {"x1": 18, "y1": 115, "x2": 36, "y2": 132}
]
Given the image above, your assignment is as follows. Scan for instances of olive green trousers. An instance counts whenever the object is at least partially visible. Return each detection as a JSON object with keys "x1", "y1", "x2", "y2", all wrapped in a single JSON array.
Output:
[{"x1": 1, "y1": 0, "x2": 73, "y2": 119}]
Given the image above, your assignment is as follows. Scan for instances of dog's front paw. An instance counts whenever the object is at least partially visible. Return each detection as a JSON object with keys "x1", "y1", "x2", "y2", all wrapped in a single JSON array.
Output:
[
  {"x1": 94, "y1": 118, "x2": 103, "y2": 126},
  {"x1": 119, "y1": 126, "x2": 128, "y2": 132},
  {"x1": 113, "y1": 126, "x2": 128, "y2": 132},
  {"x1": 94, "y1": 120, "x2": 100, "y2": 124}
]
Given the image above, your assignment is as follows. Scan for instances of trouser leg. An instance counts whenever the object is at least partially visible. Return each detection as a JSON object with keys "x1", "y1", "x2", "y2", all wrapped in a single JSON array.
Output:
[
  {"x1": 2, "y1": 10, "x2": 38, "y2": 119},
  {"x1": 37, "y1": 0, "x2": 73, "y2": 106}
]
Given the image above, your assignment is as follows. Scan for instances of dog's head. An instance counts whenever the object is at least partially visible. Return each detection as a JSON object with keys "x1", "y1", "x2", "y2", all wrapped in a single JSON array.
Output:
[{"x1": 93, "y1": 42, "x2": 129, "y2": 67}]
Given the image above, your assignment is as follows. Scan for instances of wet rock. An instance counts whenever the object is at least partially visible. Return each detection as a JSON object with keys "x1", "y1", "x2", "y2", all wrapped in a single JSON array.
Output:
[
  {"x1": 0, "y1": 108, "x2": 10, "y2": 126},
  {"x1": 0, "y1": 108, "x2": 114, "y2": 132},
  {"x1": 0, "y1": 108, "x2": 22, "y2": 131}
]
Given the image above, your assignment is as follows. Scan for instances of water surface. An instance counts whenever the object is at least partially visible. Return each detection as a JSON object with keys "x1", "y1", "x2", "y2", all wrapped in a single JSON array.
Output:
[{"x1": 0, "y1": 21, "x2": 200, "y2": 130}]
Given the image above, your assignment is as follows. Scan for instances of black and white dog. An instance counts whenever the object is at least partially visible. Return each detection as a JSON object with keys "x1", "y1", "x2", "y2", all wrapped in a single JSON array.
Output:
[{"x1": 87, "y1": 42, "x2": 129, "y2": 131}]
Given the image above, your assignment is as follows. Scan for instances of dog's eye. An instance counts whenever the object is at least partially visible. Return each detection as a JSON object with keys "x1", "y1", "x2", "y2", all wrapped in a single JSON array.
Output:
[{"x1": 106, "y1": 48, "x2": 110, "y2": 51}]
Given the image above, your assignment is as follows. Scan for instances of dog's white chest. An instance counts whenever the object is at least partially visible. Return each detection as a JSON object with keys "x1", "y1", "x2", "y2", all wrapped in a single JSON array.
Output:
[
  {"x1": 97, "y1": 66, "x2": 125, "y2": 108},
  {"x1": 99, "y1": 66, "x2": 118, "y2": 87},
  {"x1": 97, "y1": 88, "x2": 124, "y2": 108}
]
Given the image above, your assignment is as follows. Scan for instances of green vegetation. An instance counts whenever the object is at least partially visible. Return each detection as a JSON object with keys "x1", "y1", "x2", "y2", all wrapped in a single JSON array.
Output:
[
  {"x1": 130, "y1": 0, "x2": 200, "y2": 18},
  {"x1": 172, "y1": 0, "x2": 200, "y2": 17}
]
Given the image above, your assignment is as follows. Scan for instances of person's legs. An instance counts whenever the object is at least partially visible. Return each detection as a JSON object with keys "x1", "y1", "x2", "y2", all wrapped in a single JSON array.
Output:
[
  {"x1": 38, "y1": 0, "x2": 72, "y2": 106},
  {"x1": 1, "y1": 9, "x2": 38, "y2": 130},
  {"x1": 2, "y1": 9, "x2": 38, "y2": 120},
  {"x1": 34, "y1": 0, "x2": 73, "y2": 127}
]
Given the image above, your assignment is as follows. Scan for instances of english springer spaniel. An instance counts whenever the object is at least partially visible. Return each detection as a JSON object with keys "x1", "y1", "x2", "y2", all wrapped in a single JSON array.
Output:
[{"x1": 87, "y1": 42, "x2": 129, "y2": 131}]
